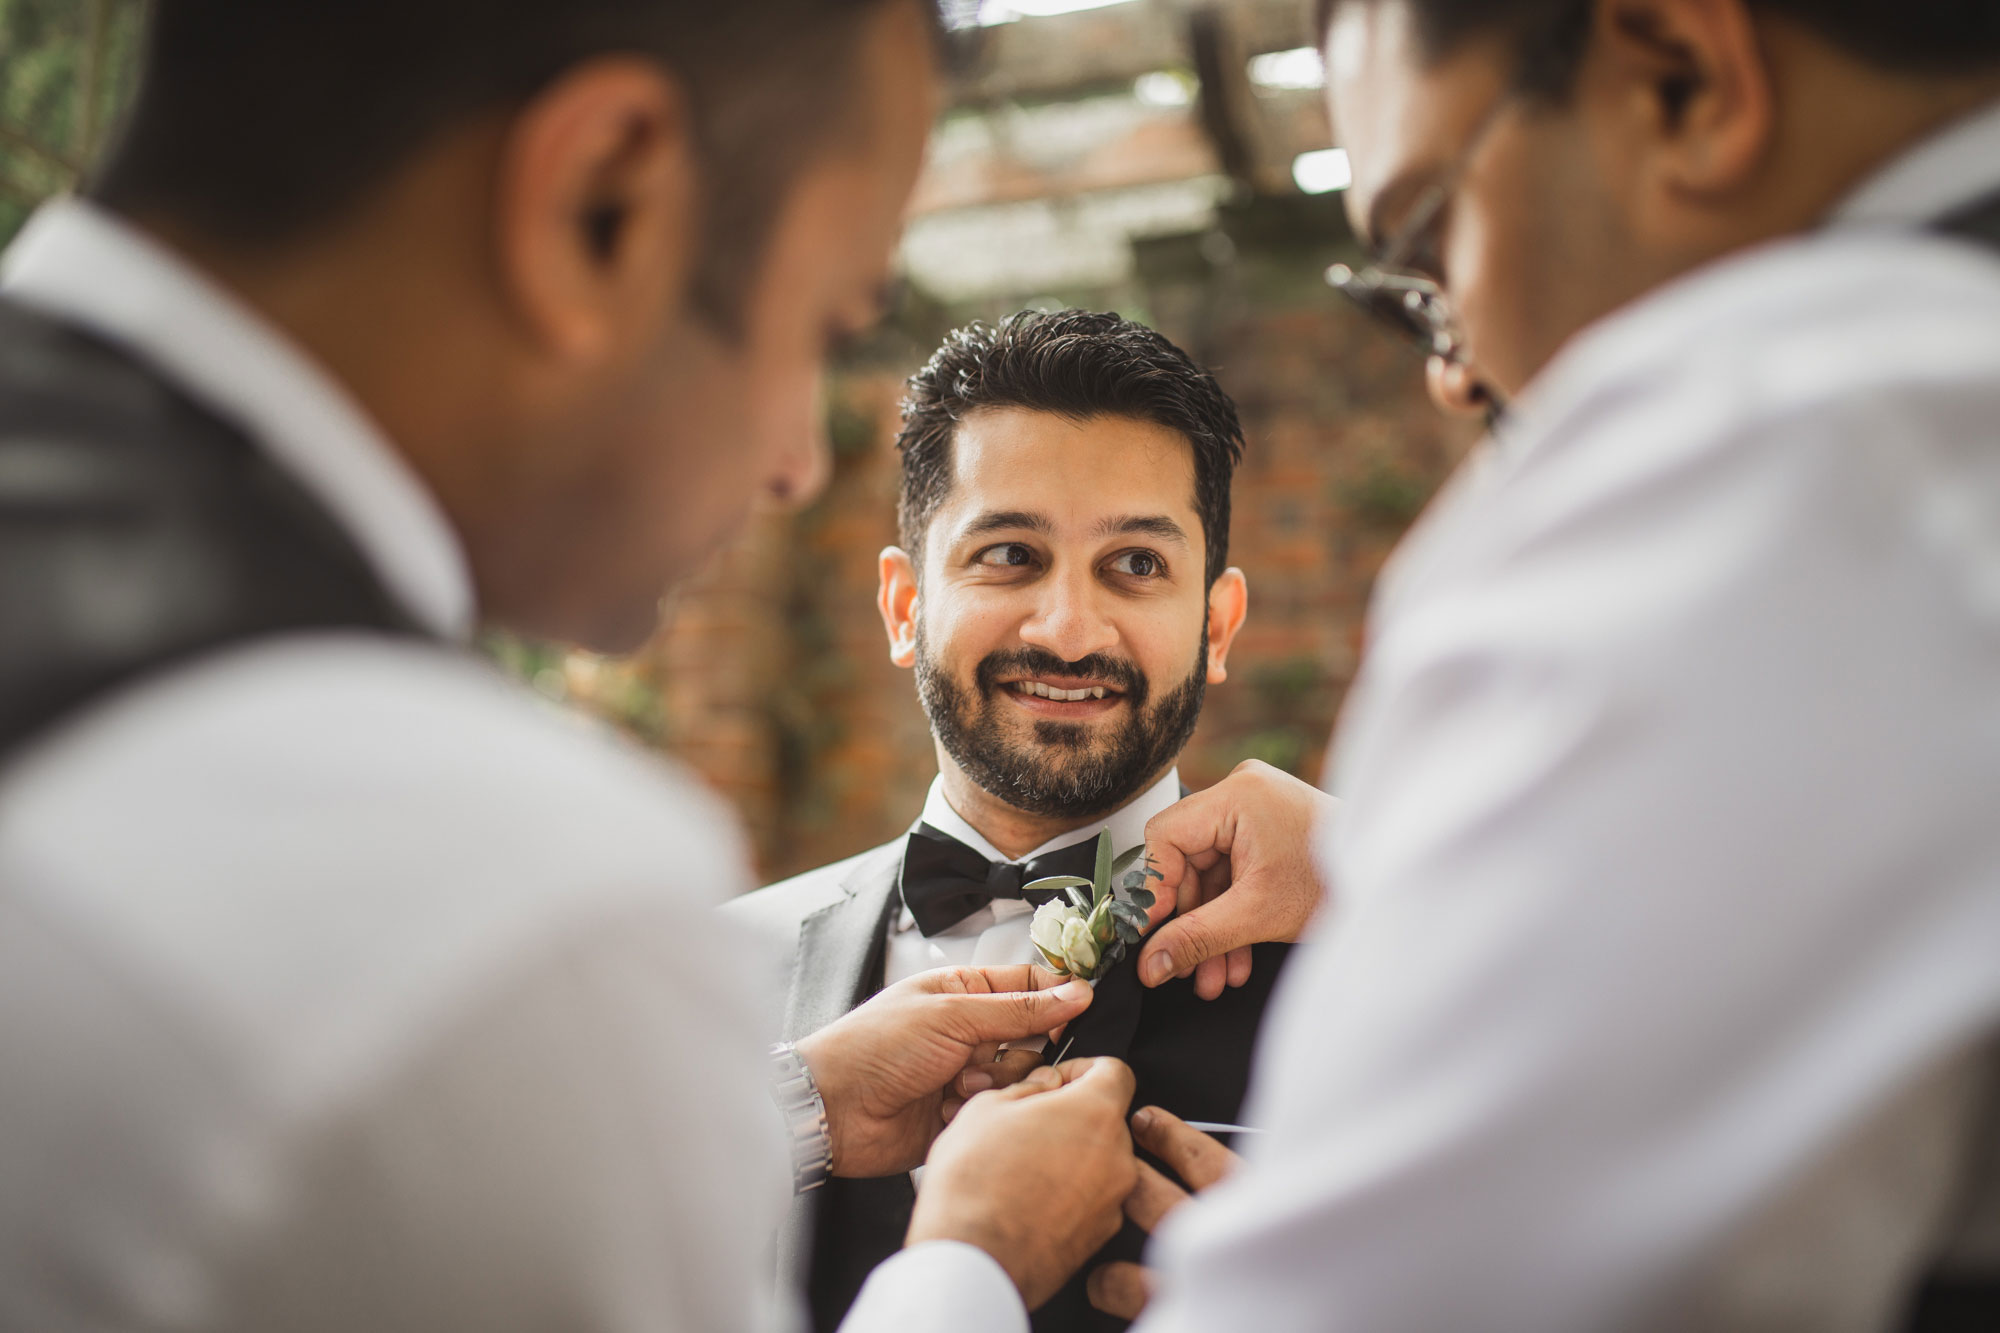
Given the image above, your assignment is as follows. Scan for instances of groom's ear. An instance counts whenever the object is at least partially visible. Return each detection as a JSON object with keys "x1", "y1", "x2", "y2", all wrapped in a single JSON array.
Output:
[
  {"x1": 878, "y1": 546, "x2": 920, "y2": 668},
  {"x1": 1205, "y1": 567, "x2": 1249, "y2": 685}
]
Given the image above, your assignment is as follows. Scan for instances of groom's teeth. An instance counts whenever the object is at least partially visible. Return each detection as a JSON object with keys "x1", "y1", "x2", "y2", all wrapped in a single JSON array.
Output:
[{"x1": 1013, "y1": 681, "x2": 1113, "y2": 702}]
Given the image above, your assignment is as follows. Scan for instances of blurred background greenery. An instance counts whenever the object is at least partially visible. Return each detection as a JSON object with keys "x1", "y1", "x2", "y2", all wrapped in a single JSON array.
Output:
[
  {"x1": 0, "y1": 0, "x2": 143, "y2": 244},
  {"x1": 2, "y1": 1, "x2": 1464, "y2": 882}
]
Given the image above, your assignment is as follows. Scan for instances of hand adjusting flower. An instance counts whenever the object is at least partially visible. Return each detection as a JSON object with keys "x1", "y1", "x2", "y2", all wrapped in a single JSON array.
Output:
[{"x1": 1025, "y1": 830, "x2": 1160, "y2": 983}]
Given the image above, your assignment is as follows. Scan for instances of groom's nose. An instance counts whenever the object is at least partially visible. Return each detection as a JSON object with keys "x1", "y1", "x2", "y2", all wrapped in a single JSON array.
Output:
[{"x1": 1019, "y1": 568, "x2": 1118, "y2": 665}]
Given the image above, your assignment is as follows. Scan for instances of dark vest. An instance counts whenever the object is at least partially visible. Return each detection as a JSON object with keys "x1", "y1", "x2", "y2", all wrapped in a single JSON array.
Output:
[
  {"x1": 796, "y1": 876, "x2": 1292, "y2": 1333},
  {"x1": 0, "y1": 298, "x2": 422, "y2": 765}
]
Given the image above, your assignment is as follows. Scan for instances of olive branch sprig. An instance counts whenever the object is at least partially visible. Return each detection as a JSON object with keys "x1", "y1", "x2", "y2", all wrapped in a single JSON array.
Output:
[{"x1": 1022, "y1": 829, "x2": 1162, "y2": 981}]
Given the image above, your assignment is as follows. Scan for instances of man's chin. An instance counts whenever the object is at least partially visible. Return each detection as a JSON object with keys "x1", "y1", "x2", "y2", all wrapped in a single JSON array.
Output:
[{"x1": 987, "y1": 706, "x2": 1121, "y2": 751}]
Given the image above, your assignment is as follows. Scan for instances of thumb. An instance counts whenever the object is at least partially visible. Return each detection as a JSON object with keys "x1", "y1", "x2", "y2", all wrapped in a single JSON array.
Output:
[
  {"x1": 1137, "y1": 887, "x2": 1265, "y2": 987},
  {"x1": 1059, "y1": 1054, "x2": 1138, "y2": 1111},
  {"x1": 945, "y1": 977, "x2": 1093, "y2": 1044}
]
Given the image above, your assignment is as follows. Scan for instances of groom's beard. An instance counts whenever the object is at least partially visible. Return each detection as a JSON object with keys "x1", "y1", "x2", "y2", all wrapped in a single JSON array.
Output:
[{"x1": 915, "y1": 624, "x2": 1208, "y2": 820}]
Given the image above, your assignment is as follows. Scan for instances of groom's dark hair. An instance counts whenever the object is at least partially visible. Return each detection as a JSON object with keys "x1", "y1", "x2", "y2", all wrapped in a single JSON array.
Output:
[
  {"x1": 896, "y1": 309, "x2": 1246, "y2": 588},
  {"x1": 89, "y1": 0, "x2": 936, "y2": 336}
]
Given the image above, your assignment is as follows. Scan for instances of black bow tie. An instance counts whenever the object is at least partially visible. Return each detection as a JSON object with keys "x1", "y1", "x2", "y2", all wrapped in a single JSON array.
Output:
[{"x1": 899, "y1": 823, "x2": 1104, "y2": 938}]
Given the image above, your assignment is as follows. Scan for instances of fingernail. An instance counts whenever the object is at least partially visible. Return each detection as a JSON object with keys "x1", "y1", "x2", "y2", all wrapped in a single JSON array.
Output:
[
  {"x1": 1142, "y1": 952, "x2": 1172, "y2": 986},
  {"x1": 1057, "y1": 979, "x2": 1092, "y2": 1002},
  {"x1": 960, "y1": 1071, "x2": 993, "y2": 1094},
  {"x1": 1131, "y1": 1106, "x2": 1155, "y2": 1133}
]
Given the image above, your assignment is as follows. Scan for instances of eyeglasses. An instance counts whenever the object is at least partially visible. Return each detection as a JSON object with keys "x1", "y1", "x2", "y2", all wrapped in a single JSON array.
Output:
[{"x1": 1324, "y1": 94, "x2": 1514, "y2": 362}]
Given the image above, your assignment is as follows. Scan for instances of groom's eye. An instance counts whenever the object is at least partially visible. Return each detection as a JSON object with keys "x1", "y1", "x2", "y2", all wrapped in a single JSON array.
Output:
[
  {"x1": 975, "y1": 543, "x2": 1037, "y2": 569},
  {"x1": 1108, "y1": 550, "x2": 1165, "y2": 579}
]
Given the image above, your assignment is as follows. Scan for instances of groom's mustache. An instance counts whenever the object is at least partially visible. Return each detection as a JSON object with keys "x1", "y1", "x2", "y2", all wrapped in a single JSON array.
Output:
[{"x1": 974, "y1": 648, "x2": 1150, "y2": 709}]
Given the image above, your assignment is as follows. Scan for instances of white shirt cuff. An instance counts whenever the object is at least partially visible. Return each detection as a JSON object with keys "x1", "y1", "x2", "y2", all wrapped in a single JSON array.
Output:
[{"x1": 837, "y1": 1240, "x2": 1027, "y2": 1333}]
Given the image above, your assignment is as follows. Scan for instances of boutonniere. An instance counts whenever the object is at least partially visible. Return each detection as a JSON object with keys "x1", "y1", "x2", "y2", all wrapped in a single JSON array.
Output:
[{"x1": 1024, "y1": 829, "x2": 1160, "y2": 982}]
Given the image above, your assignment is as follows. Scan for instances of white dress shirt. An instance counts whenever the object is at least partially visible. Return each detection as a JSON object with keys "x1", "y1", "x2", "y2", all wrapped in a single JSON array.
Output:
[
  {"x1": 0, "y1": 199, "x2": 1003, "y2": 1333},
  {"x1": 884, "y1": 767, "x2": 1183, "y2": 989},
  {"x1": 852, "y1": 102, "x2": 2000, "y2": 1333},
  {"x1": 1123, "y1": 100, "x2": 2000, "y2": 1333}
]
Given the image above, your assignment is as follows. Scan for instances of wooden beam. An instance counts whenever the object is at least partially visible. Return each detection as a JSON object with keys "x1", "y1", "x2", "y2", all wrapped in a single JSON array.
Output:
[
  {"x1": 910, "y1": 88, "x2": 1328, "y2": 217},
  {"x1": 950, "y1": 0, "x2": 1318, "y2": 107}
]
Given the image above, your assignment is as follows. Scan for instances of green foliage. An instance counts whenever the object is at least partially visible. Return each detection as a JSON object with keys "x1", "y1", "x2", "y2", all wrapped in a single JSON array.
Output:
[
  {"x1": 1023, "y1": 830, "x2": 1159, "y2": 978},
  {"x1": 1231, "y1": 726, "x2": 1309, "y2": 776},
  {"x1": 1338, "y1": 452, "x2": 1436, "y2": 528},
  {"x1": 825, "y1": 393, "x2": 877, "y2": 460},
  {"x1": 0, "y1": 0, "x2": 146, "y2": 244}
]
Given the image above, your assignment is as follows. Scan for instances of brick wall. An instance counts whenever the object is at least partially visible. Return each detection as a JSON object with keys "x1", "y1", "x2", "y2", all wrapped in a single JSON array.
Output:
[{"x1": 571, "y1": 222, "x2": 1474, "y2": 884}]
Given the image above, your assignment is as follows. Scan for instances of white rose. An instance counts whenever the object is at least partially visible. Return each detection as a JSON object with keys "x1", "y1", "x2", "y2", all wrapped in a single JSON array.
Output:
[
  {"x1": 1030, "y1": 899, "x2": 1081, "y2": 973},
  {"x1": 1059, "y1": 915, "x2": 1101, "y2": 976},
  {"x1": 1030, "y1": 898, "x2": 1102, "y2": 977}
]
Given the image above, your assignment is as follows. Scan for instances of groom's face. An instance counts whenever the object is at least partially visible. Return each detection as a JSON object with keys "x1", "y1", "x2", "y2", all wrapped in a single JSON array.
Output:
[{"x1": 901, "y1": 408, "x2": 1227, "y2": 819}]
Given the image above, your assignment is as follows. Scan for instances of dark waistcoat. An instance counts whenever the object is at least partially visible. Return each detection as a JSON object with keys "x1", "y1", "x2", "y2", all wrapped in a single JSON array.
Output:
[
  {"x1": 0, "y1": 298, "x2": 421, "y2": 766},
  {"x1": 781, "y1": 836, "x2": 1292, "y2": 1333}
]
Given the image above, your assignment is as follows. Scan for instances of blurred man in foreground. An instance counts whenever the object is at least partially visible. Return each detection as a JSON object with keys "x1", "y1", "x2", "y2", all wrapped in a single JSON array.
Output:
[
  {"x1": 1075, "y1": 1, "x2": 2000, "y2": 1330},
  {"x1": 728, "y1": 309, "x2": 1276, "y2": 1333},
  {"x1": 0, "y1": 3, "x2": 1137, "y2": 1329}
]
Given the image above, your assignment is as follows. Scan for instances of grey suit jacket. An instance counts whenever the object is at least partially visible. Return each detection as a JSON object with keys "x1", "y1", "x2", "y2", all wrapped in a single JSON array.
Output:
[{"x1": 723, "y1": 838, "x2": 909, "y2": 1327}]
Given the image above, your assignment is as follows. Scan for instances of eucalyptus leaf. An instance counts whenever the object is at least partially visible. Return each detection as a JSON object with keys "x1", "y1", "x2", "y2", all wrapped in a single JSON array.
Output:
[
  {"x1": 1127, "y1": 887, "x2": 1156, "y2": 910},
  {"x1": 1113, "y1": 918, "x2": 1141, "y2": 945}
]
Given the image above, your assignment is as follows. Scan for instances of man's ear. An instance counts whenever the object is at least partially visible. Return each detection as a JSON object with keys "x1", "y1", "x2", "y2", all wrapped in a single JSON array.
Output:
[
  {"x1": 492, "y1": 57, "x2": 698, "y2": 361},
  {"x1": 1597, "y1": 0, "x2": 1773, "y2": 203},
  {"x1": 1204, "y1": 568, "x2": 1249, "y2": 685},
  {"x1": 879, "y1": 546, "x2": 920, "y2": 668}
]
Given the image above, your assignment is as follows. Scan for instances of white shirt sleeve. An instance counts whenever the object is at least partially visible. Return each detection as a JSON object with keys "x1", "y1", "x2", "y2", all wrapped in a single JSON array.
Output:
[
  {"x1": 1137, "y1": 342, "x2": 2000, "y2": 1332},
  {"x1": 205, "y1": 905, "x2": 798, "y2": 1333},
  {"x1": 839, "y1": 1242, "x2": 1028, "y2": 1333}
]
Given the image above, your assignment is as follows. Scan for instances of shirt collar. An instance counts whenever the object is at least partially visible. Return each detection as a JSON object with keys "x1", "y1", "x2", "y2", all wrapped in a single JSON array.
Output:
[
  {"x1": 0, "y1": 198, "x2": 475, "y2": 640},
  {"x1": 1834, "y1": 97, "x2": 2000, "y2": 229},
  {"x1": 919, "y1": 765, "x2": 1183, "y2": 866}
]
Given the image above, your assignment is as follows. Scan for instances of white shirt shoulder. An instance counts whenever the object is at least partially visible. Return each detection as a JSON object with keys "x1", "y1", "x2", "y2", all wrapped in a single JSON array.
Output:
[
  {"x1": 1143, "y1": 229, "x2": 2000, "y2": 1333},
  {"x1": 0, "y1": 634, "x2": 790, "y2": 1332}
]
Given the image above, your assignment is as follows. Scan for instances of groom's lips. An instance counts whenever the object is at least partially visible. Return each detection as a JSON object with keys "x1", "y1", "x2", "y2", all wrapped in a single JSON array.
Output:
[{"x1": 999, "y1": 674, "x2": 1128, "y2": 720}]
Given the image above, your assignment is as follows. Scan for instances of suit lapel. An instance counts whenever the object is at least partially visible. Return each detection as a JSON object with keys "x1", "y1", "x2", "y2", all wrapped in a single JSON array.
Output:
[
  {"x1": 783, "y1": 841, "x2": 904, "y2": 1041},
  {"x1": 1049, "y1": 950, "x2": 1146, "y2": 1063}
]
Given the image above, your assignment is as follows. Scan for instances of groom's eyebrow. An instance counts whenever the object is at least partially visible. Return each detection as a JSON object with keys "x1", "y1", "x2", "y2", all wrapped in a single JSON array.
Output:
[
  {"x1": 1094, "y1": 514, "x2": 1190, "y2": 547},
  {"x1": 960, "y1": 510, "x2": 1055, "y2": 540}
]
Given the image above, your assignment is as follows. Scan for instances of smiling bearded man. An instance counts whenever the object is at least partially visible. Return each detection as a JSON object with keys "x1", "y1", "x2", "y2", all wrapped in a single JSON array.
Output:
[
  {"x1": 916, "y1": 618, "x2": 1208, "y2": 821},
  {"x1": 725, "y1": 309, "x2": 1284, "y2": 1333}
]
